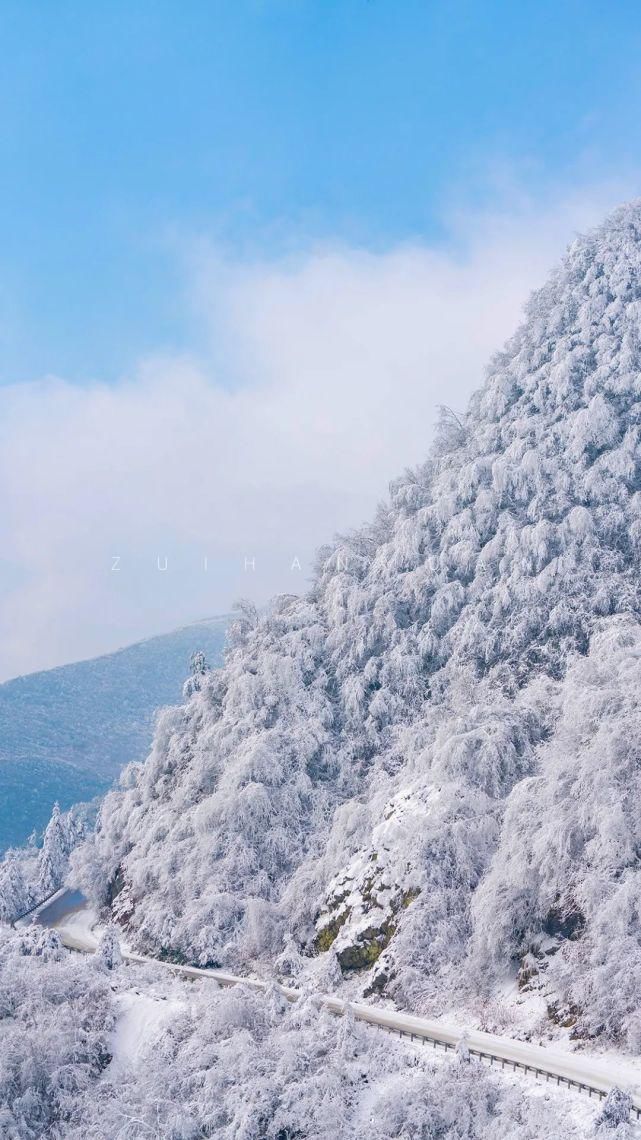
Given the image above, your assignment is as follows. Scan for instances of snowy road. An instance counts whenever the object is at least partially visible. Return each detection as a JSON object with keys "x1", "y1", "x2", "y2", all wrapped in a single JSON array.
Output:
[{"x1": 29, "y1": 889, "x2": 641, "y2": 1120}]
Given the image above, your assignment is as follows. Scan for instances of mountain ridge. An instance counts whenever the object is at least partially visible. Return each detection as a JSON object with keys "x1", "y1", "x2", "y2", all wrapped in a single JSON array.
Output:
[{"x1": 73, "y1": 201, "x2": 641, "y2": 1053}]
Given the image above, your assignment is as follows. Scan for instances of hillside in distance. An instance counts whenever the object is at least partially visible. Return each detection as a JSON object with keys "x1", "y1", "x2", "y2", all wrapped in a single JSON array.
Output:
[
  {"x1": 76, "y1": 201, "x2": 641, "y2": 1055},
  {"x1": 0, "y1": 617, "x2": 228, "y2": 851}
]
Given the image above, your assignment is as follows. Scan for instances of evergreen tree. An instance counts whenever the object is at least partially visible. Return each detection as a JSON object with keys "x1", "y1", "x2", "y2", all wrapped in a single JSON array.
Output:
[
  {"x1": 38, "y1": 802, "x2": 69, "y2": 895},
  {"x1": 0, "y1": 855, "x2": 29, "y2": 923},
  {"x1": 96, "y1": 923, "x2": 122, "y2": 970},
  {"x1": 183, "y1": 648, "x2": 210, "y2": 698},
  {"x1": 596, "y1": 1088, "x2": 632, "y2": 1130}
]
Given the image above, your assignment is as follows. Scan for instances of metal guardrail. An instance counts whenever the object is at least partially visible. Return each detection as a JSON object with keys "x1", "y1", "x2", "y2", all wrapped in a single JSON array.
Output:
[
  {"x1": 377, "y1": 1024, "x2": 640, "y2": 1120},
  {"x1": 26, "y1": 894, "x2": 641, "y2": 1127},
  {"x1": 10, "y1": 887, "x2": 63, "y2": 927},
  {"x1": 74, "y1": 932, "x2": 641, "y2": 1122}
]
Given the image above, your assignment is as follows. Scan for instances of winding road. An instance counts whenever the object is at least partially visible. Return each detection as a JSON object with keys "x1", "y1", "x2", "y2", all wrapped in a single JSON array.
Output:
[{"x1": 23, "y1": 888, "x2": 641, "y2": 1123}]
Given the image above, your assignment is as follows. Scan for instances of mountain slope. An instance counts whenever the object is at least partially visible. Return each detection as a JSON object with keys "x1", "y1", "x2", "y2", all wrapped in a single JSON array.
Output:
[
  {"x1": 0, "y1": 618, "x2": 228, "y2": 851},
  {"x1": 75, "y1": 202, "x2": 641, "y2": 1050}
]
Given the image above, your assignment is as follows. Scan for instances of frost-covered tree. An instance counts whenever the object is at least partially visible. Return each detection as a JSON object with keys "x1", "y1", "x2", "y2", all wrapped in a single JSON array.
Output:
[
  {"x1": 36, "y1": 927, "x2": 65, "y2": 962},
  {"x1": 0, "y1": 853, "x2": 31, "y2": 924},
  {"x1": 96, "y1": 922, "x2": 122, "y2": 971},
  {"x1": 595, "y1": 1088, "x2": 632, "y2": 1132},
  {"x1": 182, "y1": 648, "x2": 210, "y2": 699},
  {"x1": 38, "y1": 801, "x2": 71, "y2": 895},
  {"x1": 432, "y1": 403, "x2": 467, "y2": 456},
  {"x1": 0, "y1": 804, "x2": 84, "y2": 924},
  {"x1": 0, "y1": 927, "x2": 113, "y2": 1137},
  {"x1": 65, "y1": 964, "x2": 589, "y2": 1140},
  {"x1": 0, "y1": 920, "x2": 595, "y2": 1140},
  {"x1": 470, "y1": 618, "x2": 641, "y2": 1046}
]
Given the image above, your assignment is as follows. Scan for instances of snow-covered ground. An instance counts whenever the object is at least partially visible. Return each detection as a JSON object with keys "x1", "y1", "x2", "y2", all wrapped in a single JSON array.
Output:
[
  {"x1": 109, "y1": 990, "x2": 184, "y2": 1072},
  {"x1": 51, "y1": 900, "x2": 101, "y2": 951}
]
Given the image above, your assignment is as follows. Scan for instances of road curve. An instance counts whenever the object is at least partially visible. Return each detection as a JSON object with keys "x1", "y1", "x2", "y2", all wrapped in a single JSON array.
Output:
[{"x1": 26, "y1": 888, "x2": 641, "y2": 1121}]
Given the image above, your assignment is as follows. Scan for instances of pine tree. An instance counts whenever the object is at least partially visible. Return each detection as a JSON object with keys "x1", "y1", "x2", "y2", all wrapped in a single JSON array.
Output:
[
  {"x1": 183, "y1": 648, "x2": 210, "y2": 698},
  {"x1": 36, "y1": 928, "x2": 64, "y2": 962},
  {"x1": 0, "y1": 855, "x2": 29, "y2": 923},
  {"x1": 96, "y1": 922, "x2": 122, "y2": 970},
  {"x1": 596, "y1": 1087, "x2": 632, "y2": 1129},
  {"x1": 38, "y1": 802, "x2": 69, "y2": 895}
]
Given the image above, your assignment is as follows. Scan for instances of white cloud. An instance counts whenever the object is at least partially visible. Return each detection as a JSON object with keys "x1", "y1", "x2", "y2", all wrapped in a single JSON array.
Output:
[{"x1": 0, "y1": 182, "x2": 634, "y2": 678}]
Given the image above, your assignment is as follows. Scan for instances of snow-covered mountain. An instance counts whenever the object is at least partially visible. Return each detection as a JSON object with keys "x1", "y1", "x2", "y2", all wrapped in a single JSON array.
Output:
[
  {"x1": 74, "y1": 202, "x2": 641, "y2": 1057},
  {"x1": 0, "y1": 618, "x2": 227, "y2": 851}
]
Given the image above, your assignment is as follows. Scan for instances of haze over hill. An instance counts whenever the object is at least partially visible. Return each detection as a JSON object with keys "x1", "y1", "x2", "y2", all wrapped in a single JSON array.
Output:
[{"x1": 0, "y1": 617, "x2": 227, "y2": 851}]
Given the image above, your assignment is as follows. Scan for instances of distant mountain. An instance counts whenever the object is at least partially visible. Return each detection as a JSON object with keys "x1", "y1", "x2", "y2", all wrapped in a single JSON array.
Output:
[{"x1": 0, "y1": 618, "x2": 228, "y2": 851}]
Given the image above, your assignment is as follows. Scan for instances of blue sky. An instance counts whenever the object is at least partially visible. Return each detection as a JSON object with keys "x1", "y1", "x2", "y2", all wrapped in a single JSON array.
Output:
[
  {"x1": 2, "y1": 1, "x2": 641, "y2": 677},
  {"x1": 1, "y1": 0, "x2": 641, "y2": 385}
]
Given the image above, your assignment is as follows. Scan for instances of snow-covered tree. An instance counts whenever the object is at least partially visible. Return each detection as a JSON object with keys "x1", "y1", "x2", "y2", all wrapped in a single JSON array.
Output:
[
  {"x1": 0, "y1": 917, "x2": 593, "y2": 1138},
  {"x1": 0, "y1": 926, "x2": 113, "y2": 1136},
  {"x1": 596, "y1": 1088, "x2": 632, "y2": 1131},
  {"x1": 38, "y1": 802, "x2": 71, "y2": 895},
  {"x1": 96, "y1": 923, "x2": 122, "y2": 971},
  {"x1": 0, "y1": 853, "x2": 30, "y2": 924},
  {"x1": 182, "y1": 647, "x2": 211, "y2": 699}
]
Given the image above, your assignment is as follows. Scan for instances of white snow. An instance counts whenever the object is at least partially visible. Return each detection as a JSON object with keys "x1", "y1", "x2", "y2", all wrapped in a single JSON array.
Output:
[
  {"x1": 53, "y1": 903, "x2": 101, "y2": 951},
  {"x1": 42, "y1": 892, "x2": 641, "y2": 1117},
  {"x1": 109, "y1": 990, "x2": 183, "y2": 1071}
]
